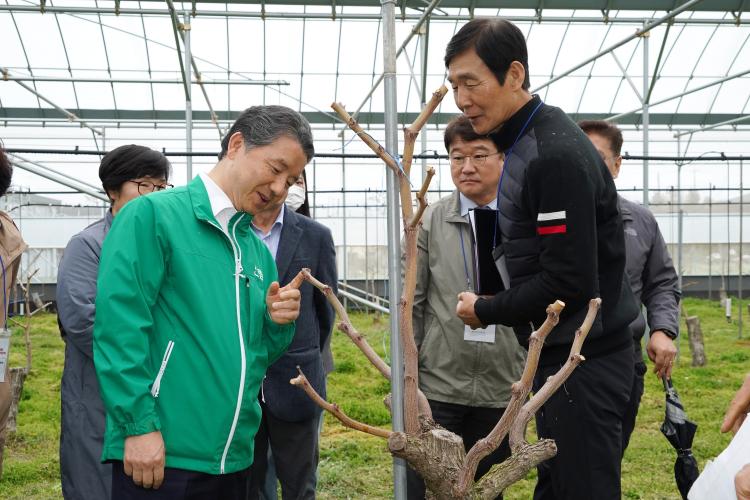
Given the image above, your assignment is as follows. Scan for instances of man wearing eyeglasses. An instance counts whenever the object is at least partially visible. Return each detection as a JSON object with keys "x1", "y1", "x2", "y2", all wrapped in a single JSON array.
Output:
[
  {"x1": 579, "y1": 119, "x2": 680, "y2": 455},
  {"x1": 405, "y1": 114, "x2": 525, "y2": 499}
]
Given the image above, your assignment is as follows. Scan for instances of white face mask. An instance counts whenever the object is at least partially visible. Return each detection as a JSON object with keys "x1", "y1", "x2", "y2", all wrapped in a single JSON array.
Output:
[{"x1": 285, "y1": 184, "x2": 306, "y2": 212}]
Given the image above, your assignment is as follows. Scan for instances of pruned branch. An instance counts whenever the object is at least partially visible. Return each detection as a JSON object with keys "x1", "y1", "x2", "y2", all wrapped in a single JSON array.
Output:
[
  {"x1": 290, "y1": 368, "x2": 392, "y2": 439},
  {"x1": 299, "y1": 268, "x2": 392, "y2": 379},
  {"x1": 455, "y1": 300, "x2": 564, "y2": 495},
  {"x1": 402, "y1": 85, "x2": 449, "y2": 177},
  {"x1": 331, "y1": 102, "x2": 401, "y2": 175},
  {"x1": 297, "y1": 268, "x2": 432, "y2": 420},
  {"x1": 332, "y1": 101, "x2": 414, "y2": 222},
  {"x1": 409, "y1": 167, "x2": 435, "y2": 228},
  {"x1": 508, "y1": 298, "x2": 601, "y2": 452},
  {"x1": 471, "y1": 440, "x2": 557, "y2": 496}
]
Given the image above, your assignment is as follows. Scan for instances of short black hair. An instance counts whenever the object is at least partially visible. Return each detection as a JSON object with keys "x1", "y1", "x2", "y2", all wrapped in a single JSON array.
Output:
[
  {"x1": 445, "y1": 18, "x2": 530, "y2": 90},
  {"x1": 578, "y1": 120, "x2": 624, "y2": 156},
  {"x1": 0, "y1": 141, "x2": 12, "y2": 197},
  {"x1": 296, "y1": 169, "x2": 310, "y2": 218},
  {"x1": 99, "y1": 145, "x2": 171, "y2": 200},
  {"x1": 444, "y1": 115, "x2": 490, "y2": 152},
  {"x1": 218, "y1": 105, "x2": 315, "y2": 162}
]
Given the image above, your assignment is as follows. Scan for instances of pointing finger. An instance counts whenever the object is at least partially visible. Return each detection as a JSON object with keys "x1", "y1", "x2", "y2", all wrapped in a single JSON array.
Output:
[
  {"x1": 287, "y1": 272, "x2": 305, "y2": 290},
  {"x1": 266, "y1": 281, "x2": 280, "y2": 297}
]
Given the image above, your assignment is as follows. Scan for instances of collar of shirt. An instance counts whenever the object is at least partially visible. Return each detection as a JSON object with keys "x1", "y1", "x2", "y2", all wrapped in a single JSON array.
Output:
[
  {"x1": 250, "y1": 203, "x2": 286, "y2": 260},
  {"x1": 200, "y1": 173, "x2": 237, "y2": 232},
  {"x1": 459, "y1": 192, "x2": 498, "y2": 217},
  {"x1": 251, "y1": 204, "x2": 285, "y2": 259},
  {"x1": 251, "y1": 204, "x2": 285, "y2": 238}
]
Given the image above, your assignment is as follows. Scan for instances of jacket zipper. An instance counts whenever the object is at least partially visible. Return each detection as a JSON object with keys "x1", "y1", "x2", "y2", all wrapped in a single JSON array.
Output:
[
  {"x1": 210, "y1": 217, "x2": 247, "y2": 474},
  {"x1": 150, "y1": 340, "x2": 175, "y2": 398}
]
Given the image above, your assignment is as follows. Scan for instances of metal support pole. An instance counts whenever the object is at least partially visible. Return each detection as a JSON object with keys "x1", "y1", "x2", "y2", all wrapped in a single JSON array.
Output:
[
  {"x1": 346, "y1": 0, "x2": 442, "y2": 128},
  {"x1": 2, "y1": 75, "x2": 289, "y2": 85},
  {"x1": 1, "y1": 4, "x2": 743, "y2": 23},
  {"x1": 8, "y1": 153, "x2": 104, "y2": 193},
  {"x1": 677, "y1": 138, "x2": 683, "y2": 292},
  {"x1": 642, "y1": 22, "x2": 650, "y2": 207},
  {"x1": 342, "y1": 135, "x2": 349, "y2": 311},
  {"x1": 311, "y1": 159, "x2": 317, "y2": 219},
  {"x1": 183, "y1": 11, "x2": 193, "y2": 181},
  {"x1": 381, "y1": 1, "x2": 406, "y2": 498},
  {"x1": 531, "y1": 0, "x2": 706, "y2": 93},
  {"x1": 674, "y1": 114, "x2": 750, "y2": 138},
  {"x1": 2, "y1": 68, "x2": 104, "y2": 136},
  {"x1": 709, "y1": 185, "x2": 713, "y2": 300},
  {"x1": 740, "y1": 159, "x2": 744, "y2": 339},
  {"x1": 8, "y1": 157, "x2": 109, "y2": 202}
]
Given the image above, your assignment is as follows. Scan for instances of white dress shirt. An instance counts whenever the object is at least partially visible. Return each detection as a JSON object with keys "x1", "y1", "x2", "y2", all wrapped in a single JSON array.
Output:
[{"x1": 200, "y1": 173, "x2": 237, "y2": 232}]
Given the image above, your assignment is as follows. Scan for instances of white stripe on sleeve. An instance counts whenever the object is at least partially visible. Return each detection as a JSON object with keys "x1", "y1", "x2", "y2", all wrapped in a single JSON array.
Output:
[{"x1": 537, "y1": 210, "x2": 567, "y2": 222}]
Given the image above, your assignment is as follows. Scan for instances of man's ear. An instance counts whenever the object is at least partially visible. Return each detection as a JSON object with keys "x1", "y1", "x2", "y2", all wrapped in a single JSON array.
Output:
[
  {"x1": 612, "y1": 156, "x2": 622, "y2": 179},
  {"x1": 225, "y1": 132, "x2": 245, "y2": 161},
  {"x1": 508, "y1": 61, "x2": 526, "y2": 90}
]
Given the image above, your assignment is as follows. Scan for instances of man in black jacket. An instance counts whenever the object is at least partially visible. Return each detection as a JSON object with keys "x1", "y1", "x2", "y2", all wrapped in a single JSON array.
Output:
[{"x1": 448, "y1": 18, "x2": 639, "y2": 499}]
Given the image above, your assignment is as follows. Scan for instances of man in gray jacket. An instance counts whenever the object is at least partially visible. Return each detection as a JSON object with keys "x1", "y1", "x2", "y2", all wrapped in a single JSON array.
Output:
[
  {"x1": 406, "y1": 115, "x2": 525, "y2": 499},
  {"x1": 579, "y1": 119, "x2": 680, "y2": 453}
]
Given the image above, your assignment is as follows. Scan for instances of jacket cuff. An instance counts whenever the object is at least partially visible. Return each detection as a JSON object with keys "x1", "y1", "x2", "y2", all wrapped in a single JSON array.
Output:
[
  {"x1": 474, "y1": 298, "x2": 493, "y2": 327},
  {"x1": 119, "y1": 412, "x2": 162, "y2": 437},
  {"x1": 651, "y1": 327, "x2": 678, "y2": 340}
]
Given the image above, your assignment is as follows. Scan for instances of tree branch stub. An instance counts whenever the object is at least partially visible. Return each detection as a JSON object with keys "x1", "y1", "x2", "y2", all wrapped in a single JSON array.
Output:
[
  {"x1": 290, "y1": 368, "x2": 392, "y2": 440},
  {"x1": 456, "y1": 300, "x2": 565, "y2": 494},
  {"x1": 299, "y1": 268, "x2": 392, "y2": 380}
]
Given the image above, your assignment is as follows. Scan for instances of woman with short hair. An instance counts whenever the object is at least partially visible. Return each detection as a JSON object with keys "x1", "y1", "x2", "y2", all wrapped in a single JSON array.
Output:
[{"x1": 57, "y1": 145, "x2": 171, "y2": 500}]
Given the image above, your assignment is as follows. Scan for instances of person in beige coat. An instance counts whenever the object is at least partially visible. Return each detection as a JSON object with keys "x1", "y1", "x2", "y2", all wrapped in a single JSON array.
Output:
[
  {"x1": 405, "y1": 115, "x2": 525, "y2": 499},
  {"x1": 0, "y1": 143, "x2": 27, "y2": 477}
]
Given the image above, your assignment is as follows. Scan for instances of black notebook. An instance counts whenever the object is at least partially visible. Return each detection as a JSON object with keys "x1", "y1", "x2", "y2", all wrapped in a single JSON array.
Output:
[{"x1": 472, "y1": 207, "x2": 505, "y2": 296}]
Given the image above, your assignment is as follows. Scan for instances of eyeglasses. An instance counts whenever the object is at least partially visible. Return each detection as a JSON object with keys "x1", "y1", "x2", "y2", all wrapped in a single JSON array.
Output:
[
  {"x1": 449, "y1": 151, "x2": 503, "y2": 167},
  {"x1": 128, "y1": 180, "x2": 174, "y2": 195}
]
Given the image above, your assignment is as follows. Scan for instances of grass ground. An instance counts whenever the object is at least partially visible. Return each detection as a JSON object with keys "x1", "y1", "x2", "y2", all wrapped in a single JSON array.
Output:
[{"x1": 0, "y1": 297, "x2": 746, "y2": 499}]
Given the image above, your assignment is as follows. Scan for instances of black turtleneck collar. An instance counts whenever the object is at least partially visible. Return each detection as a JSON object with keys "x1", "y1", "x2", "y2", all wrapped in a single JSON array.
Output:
[{"x1": 489, "y1": 94, "x2": 543, "y2": 152}]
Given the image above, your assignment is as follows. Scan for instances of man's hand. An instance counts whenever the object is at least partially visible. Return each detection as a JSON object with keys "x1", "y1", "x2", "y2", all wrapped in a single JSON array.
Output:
[
  {"x1": 456, "y1": 291, "x2": 483, "y2": 329},
  {"x1": 123, "y1": 431, "x2": 165, "y2": 489},
  {"x1": 722, "y1": 373, "x2": 750, "y2": 434},
  {"x1": 646, "y1": 330, "x2": 677, "y2": 378},
  {"x1": 266, "y1": 278, "x2": 302, "y2": 325},
  {"x1": 737, "y1": 464, "x2": 750, "y2": 500}
]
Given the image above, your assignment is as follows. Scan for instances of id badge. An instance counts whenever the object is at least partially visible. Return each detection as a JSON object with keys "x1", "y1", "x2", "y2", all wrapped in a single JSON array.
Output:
[
  {"x1": 464, "y1": 324, "x2": 495, "y2": 343},
  {"x1": 0, "y1": 328, "x2": 11, "y2": 383}
]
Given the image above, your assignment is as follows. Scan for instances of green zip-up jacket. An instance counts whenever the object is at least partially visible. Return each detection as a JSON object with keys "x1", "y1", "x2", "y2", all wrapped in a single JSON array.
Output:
[{"x1": 93, "y1": 176, "x2": 294, "y2": 475}]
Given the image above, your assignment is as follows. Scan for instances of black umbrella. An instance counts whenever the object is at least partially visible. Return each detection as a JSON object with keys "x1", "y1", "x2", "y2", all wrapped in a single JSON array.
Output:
[{"x1": 661, "y1": 376, "x2": 700, "y2": 500}]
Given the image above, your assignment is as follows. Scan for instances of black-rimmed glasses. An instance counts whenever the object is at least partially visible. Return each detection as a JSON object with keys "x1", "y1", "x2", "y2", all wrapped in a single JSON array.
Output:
[
  {"x1": 449, "y1": 151, "x2": 503, "y2": 167},
  {"x1": 128, "y1": 180, "x2": 174, "y2": 195}
]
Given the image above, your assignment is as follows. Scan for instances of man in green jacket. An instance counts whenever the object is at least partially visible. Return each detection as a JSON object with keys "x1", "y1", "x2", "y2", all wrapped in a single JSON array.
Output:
[
  {"x1": 93, "y1": 105, "x2": 313, "y2": 499},
  {"x1": 405, "y1": 115, "x2": 525, "y2": 499}
]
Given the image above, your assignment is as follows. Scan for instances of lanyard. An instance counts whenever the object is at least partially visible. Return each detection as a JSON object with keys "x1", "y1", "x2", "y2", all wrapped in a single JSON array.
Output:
[
  {"x1": 458, "y1": 222, "x2": 472, "y2": 291},
  {"x1": 493, "y1": 99, "x2": 545, "y2": 249}
]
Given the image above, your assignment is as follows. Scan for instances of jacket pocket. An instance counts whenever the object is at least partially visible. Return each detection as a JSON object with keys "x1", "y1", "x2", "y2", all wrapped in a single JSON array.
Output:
[{"x1": 150, "y1": 340, "x2": 175, "y2": 398}]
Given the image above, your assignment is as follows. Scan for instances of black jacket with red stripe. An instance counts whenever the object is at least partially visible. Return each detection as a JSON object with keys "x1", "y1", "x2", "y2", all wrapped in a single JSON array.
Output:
[{"x1": 474, "y1": 95, "x2": 639, "y2": 365}]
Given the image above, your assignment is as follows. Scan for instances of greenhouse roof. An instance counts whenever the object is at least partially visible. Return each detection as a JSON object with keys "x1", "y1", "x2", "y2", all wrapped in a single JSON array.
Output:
[{"x1": 0, "y1": 0, "x2": 748, "y2": 198}]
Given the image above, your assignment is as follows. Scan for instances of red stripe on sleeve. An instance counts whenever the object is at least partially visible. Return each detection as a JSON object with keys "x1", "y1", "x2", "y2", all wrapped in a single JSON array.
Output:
[{"x1": 537, "y1": 224, "x2": 567, "y2": 235}]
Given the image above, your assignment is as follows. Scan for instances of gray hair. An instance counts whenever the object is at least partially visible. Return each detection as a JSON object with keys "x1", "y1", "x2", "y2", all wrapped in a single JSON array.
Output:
[{"x1": 218, "y1": 105, "x2": 314, "y2": 161}]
